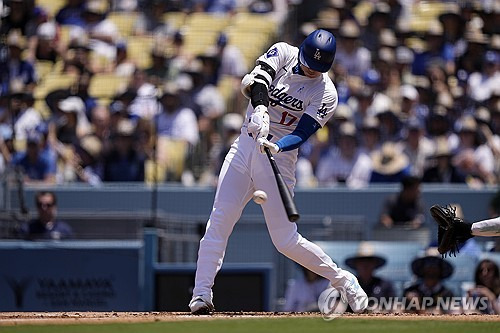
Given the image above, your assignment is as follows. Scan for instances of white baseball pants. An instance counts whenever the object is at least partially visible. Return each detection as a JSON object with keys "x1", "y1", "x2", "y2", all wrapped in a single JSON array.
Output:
[{"x1": 192, "y1": 132, "x2": 353, "y2": 299}]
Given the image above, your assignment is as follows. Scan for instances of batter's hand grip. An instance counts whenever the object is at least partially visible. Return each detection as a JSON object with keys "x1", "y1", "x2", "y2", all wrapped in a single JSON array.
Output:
[{"x1": 264, "y1": 148, "x2": 300, "y2": 222}]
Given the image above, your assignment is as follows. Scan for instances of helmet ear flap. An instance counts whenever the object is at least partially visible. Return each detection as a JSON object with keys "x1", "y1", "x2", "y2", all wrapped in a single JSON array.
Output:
[{"x1": 299, "y1": 29, "x2": 336, "y2": 73}]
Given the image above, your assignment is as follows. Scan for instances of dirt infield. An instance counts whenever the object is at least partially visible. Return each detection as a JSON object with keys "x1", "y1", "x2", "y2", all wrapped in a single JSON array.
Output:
[{"x1": 1, "y1": 312, "x2": 499, "y2": 326}]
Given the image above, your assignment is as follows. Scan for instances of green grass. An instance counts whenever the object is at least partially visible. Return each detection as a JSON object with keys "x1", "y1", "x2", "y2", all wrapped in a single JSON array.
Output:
[{"x1": 2, "y1": 318, "x2": 498, "y2": 333}]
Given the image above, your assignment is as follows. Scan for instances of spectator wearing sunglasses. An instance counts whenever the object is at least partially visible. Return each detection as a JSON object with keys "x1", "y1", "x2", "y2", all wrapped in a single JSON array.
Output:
[{"x1": 16, "y1": 191, "x2": 73, "y2": 240}]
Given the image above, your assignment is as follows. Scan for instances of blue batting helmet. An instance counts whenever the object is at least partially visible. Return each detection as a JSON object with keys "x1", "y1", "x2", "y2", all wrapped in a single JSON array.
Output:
[{"x1": 299, "y1": 29, "x2": 336, "y2": 73}]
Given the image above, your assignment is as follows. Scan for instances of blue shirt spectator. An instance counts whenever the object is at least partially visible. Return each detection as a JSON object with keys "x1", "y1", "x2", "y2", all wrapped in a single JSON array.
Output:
[
  {"x1": 17, "y1": 191, "x2": 74, "y2": 240},
  {"x1": 55, "y1": 0, "x2": 86, "y2": 27}
]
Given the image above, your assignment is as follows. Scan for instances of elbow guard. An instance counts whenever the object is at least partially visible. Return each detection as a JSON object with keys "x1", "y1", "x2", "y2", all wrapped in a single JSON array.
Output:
[{"x1": 240, "y1": 61, "x2": 276, "y2": 99}]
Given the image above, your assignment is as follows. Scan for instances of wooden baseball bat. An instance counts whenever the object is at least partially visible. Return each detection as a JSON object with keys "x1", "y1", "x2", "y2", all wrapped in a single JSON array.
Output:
[{"x1": 264, "y1": 147, "x2": 300, "y2": 222}]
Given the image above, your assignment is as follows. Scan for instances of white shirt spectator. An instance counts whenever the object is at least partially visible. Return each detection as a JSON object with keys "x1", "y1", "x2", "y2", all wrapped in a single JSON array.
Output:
[
  {"x1": 316, "y1": 147, "x2": 363, "y2": 186},
  {"x1": 13, "y1": 107, "x2": 42, "y2": 141},
  {"x1": 128, "y1": 83, "x2": 160, "y2": 119},
  {"x1": 156, "y1": 107, "x2": 199, "y2": 146}
]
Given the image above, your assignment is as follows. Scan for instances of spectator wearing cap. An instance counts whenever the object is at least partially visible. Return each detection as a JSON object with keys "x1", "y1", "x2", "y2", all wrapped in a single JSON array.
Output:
[
  {"x1": 6, "y1": 30, "x2": 37, "y2": 91},
  {"x1": 379, "y1": 175, "x2": 424, "y2": 229},
  {"x1": 113, "y1": 41, "x2": 136, "y2": 77},
  {"x1": 361, "y1": 2, "x2": 391, "y2": 53},
  {"x1": 80, "y1": 0, "x2": 119, "y2": 61},
  {"x1": 55, "y1": 0, "x2": 86, "y2": 27},
  {"x1": 17, "y1": 191, "x2": 73, "y2": 240},
  {"x1": 411, "y1": 21, "x2": 455, "y2": 76},
  {"x1": 155, "y1": 84, "x2": 199, "y2": 182},
  {"x1": 370, "y1": 142, "x2": 411, "y2": 183},
  {"x1": 401, "y1": 117, "x2": 434, "y2": 178},
  {"x1": 395, "y1": 46, "x2": 415, "y2": 85},
  {"x1": 334, "y1": 20, "x2": 371, "y2": 77},
  {"x1": 467, "y1": 51, "x2": 499, "y2": 103},
  {"x1": 345, "y1": 242, "x2": 394, "y2": 307},
  {"x1": 133, "y1": 0, "x2": 171, "y2": 36},
  {"x1": 316, "y1": 122, "x2": 363, "y2": 186},
  {"x1": 12, "y1": 132, "x2": 55, "y2": 184},
  {"x1": 358, "y1": 116, "x2": 380, "y2": 155},
  {"x1": 454, "y1": 115, "x2": 495, "y2": 185},
  {"x1": 438, "y1": 3, "x2": 465, "y2": 46},
  {"x1": 103, "y1": 119, "x2": 145, "y2": 181},
  {"x1": 422, "y1": 138, "x2": 465, "y2": 184},
  {"x1": 456, "y1": 27, "x2": 489, "y2": 75},
  {"x1": 426, "y1": 105, "x2": 458, "y2": 151},
  {"x1": 156, "y1": 85, "x2": 199, "y2": 146},
  {"x1": 145, "y1": 44, "x2": 169, "y2": 86},
  {"x1": 399, "y1": 84, "x2": 425, "y2": 123},
  {"x1": 56, "y1": 96, "x2": 92, "y2": 143},
  {"x1": 403, "y1": 248, "x2": 454, "y2": 314},
  {"x1": 6, "y1": 84, "x2": 42, "y2": 142},
  {"x1": 127, "y1": 69, "x2": 160, "y2": 120},
  {"x1": 31, "y1": 22, "x2": 61, "y2": 63},
  {"x1": 204, "y1": 32, "x2": 247, "y2": 85}
]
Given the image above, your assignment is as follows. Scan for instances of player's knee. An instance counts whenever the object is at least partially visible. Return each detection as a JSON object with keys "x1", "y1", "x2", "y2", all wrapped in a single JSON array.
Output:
[{"x1": 270, "y1": 232, "x2": 299, "y2": 256}]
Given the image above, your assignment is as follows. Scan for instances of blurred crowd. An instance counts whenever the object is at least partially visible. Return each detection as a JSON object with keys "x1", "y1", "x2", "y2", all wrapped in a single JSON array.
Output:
[
  {"x1": 284, "y1": 243, "x2": 500, "y2": 314},
  {"x1": 0, "y1": 0, "x2": 498, "y2": 187}
]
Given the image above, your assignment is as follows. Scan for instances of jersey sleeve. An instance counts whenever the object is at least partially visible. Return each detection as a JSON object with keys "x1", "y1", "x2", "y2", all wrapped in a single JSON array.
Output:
[
  {"x1": 255, "y1": 42, "x2": 294, "y2": 73},
  {"x1": 304, "y1": 84, "x2": 338, "y2": 127}
]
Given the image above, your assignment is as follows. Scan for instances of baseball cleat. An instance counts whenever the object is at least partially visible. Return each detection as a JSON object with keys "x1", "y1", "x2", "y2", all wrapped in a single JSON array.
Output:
[
  {"x1": 342, "y1": 271, "x2": 368, "y2": 313},
  {"x1": 189, "y1": 295, "x2": 215, "y2": 315}
]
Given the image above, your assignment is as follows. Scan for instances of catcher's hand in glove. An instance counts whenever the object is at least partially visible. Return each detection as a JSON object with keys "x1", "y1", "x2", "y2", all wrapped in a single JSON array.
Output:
[
  {"x1": 247, "y1": 105, "x2": 270, "y2": 141},
  {"x1": 430, "y1": 204, "x2": 473, "y2": 257},
  {"x1": 257, "y1": 138, "x2": 280, "y2": 154}
]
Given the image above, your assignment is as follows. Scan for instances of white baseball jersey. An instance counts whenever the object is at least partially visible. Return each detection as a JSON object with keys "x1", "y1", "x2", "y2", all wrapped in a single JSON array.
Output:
[{"x1": 243, "y1": 42, "x2": 338, "y2": 141}]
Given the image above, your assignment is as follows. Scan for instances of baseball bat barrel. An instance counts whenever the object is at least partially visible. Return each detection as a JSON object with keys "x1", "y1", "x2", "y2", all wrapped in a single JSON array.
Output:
[{"x1": 264, "y1": 147, "x2": 300, "y2": 222}]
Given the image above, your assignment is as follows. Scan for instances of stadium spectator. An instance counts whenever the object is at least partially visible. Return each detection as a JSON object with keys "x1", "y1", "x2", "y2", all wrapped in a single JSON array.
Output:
[
  {"x1": 127, "y1": 69, "x2": 160, "y2": 120},
  {"x1": 401, "y1": 118, "x2": 434, "y2": 178},
  {"x1": 16, "y1": 191, "x2": 73, "y2": 240},
  {"x1": 454, "y1": 115, "x2": 495, "y2": 185},
  {"x1": 113, "y1": 41, "x2": 136, "y2": 77},
  {"x1": 133, "y1": 0, "x2": 171, "y2": 36},
  {"x1": 334, "y1": 19, "x2": 371, "y2": 77},
  {"x1": 466, "y1": 259, "x2": 500, "y2": 314},
  {"x1": 316, "y1": 122, "x2": 362, "y2": 186},
  {"x1": 358, "y1": 116, "x2": 380, "y2": 155},
  {"x1": 379, "y1": 175, "x2": 424, "y2": 229},
  {"x1": 30, "y1": 22, "x2": 61, "y2": 63},
  {"x1": 0, "y1": 0, "x2": 36, "y2": 36},
  {"x1": 370, "y1": 142, "x2": 411, "y2": 183},
  {"x1": 283, "y1": 265, "x2": 329, "y2": 312},
  {"x1": 155, "y1": 84, "x2": 199, "y2": 182},
  {"x1": 361, "y1": 2, "x2": 391, "y2": 53},
  {"x1": 5, "y1": 85, "x2": 42, "y2": 142},
  {"x1": 204, "y1": 32, "x2": 247, "y2": 84},
  {"x1": 6, "y1": 30, "x2": 37, "y2": 91},
  {"x1": 468, "y1": 51, "x2": 499, "y2": 103},
  {"x1": 404, "y1": 249, "x2": 454, "y2": 314},
  {"x1": 79, "y1": 0, "x2": 119, "y2": 61},
  {"x1": 56, "y1": 96, "x2": 92, "y2": 143},
  {"x1": 411, "y1": 21, "x2": 455, "y2": 76},
  {"x1": 345, "y1": 242, "x2": 394, "y2": 310},
  {"x1": 103, "y1": 119, "x2": 145, "y2": 181},
  {"x1": 55, "y1": 0, "x2": 86, "y2": 27},
  {"x1": 145, "y1": 44, "x2": 169, "y2": 86},
  {"x1": 12, "y1": 132, "x2": 56, "y2": 184},
  {"x1": 422, "y1": 138, "x2": 466, "y2": 184}
]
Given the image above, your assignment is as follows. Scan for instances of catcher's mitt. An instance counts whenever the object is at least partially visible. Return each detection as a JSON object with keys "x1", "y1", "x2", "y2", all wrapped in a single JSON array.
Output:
[{"x1": 430, "y1": 204, "x2": 473, "y2": 257}]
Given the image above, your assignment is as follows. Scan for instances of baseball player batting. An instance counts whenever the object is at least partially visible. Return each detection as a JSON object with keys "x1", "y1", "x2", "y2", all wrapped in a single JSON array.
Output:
[{"x1": 189, "y1": 29, "x2": 368, "y2": 314}]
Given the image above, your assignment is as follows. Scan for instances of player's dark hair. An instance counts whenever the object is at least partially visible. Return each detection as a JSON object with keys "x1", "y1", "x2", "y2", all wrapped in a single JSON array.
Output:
[
  {"x1": 474, "y1": 259, "x2": 500, "y2": 297},
  {"x1": 35, "y1": 191, "x2": 57, "y2": 206}
]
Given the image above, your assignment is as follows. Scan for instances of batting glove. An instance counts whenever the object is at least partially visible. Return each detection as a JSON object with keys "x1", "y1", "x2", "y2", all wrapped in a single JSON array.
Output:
[
  {"x1": 247, "y1": 105, "x2": 269, "y2": 141},
  {"x1": 258, "y1": 138, "x2": 280, "y2": 154}
]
